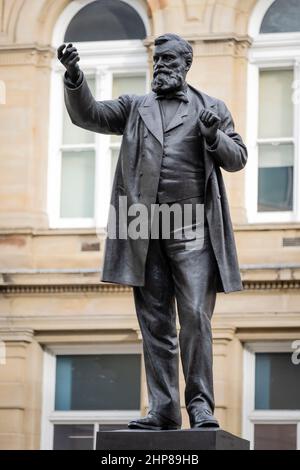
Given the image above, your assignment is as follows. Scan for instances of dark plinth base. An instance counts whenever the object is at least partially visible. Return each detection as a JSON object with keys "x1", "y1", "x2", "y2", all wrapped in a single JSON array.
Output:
[{"x1": 96, "y1": 428, "x2": 250, "y2": 450}]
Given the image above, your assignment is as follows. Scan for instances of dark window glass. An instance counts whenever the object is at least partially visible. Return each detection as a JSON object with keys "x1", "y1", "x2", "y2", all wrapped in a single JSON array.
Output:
[
  {"x1": 53, "y1": 424, "x2": 94, "y2": 450},
  {"x1": 258, "y1": 162, "x2": 293, "y2": 212},
  {"x1": 55, "y1": 354, "x2": 141, "y2": 410},
  {"x1": 255, "y1": 353, "x2": 300, "y2": 410},
  {"x1": 64, "y1": 0, "x2": 146, "y2": 42},
  {"x1": 260, "y1": 0, "x2": 300, "y2": 33},
  {"x1": 254, "y1": 424, "x2": 297, "y2": 450}
]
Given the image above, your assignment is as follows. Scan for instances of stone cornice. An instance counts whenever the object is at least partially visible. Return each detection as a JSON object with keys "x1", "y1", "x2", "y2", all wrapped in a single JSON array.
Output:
[
  {"x1": 0, "y1": 279, "x2": 300, "y2": 295},
  {"x1": 235, "y1": 223, "x2": 300, "y2": 231},
  {"x1": 0, "y1": 328, "x2": 33, "y2": 342},
  {"x1": 243, "y1": 280, "x2": 300, "y2": 290},
  {"x1": 0, "y1": 283, "x2": 131, "y2": 295},
  {"x1": 0, "y1": 227, "x2": 105, "y2": 236},
  {"x1": 1, "y1": 223, "x2": 300, "y2": 235},
  {"x1": 0, "y1": 44, "x2": 55, "y2": 67},
  {"x1": 144, "y1": 34, "x2": 252, "y2": 47}
]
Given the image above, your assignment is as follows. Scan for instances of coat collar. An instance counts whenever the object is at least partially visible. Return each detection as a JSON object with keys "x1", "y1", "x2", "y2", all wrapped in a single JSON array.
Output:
[
  {"x1": 138, "y1": 87, "x2": 194, "y2": 145},
  {"x1": 185, "y1": 84, "x2": 219, "y2": 188}
]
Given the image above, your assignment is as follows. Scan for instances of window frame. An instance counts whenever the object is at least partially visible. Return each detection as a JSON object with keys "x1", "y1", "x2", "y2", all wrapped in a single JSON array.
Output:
[
  {"x1": 40, "y1": 344, "x2": 142, "y2": 450},
  {"x1": 48, "y1": 0, "x2": 150, "y2": 229},
  {"x1": 242, "y1": 342, "x2": 300, "y2": 450},
  {"x1": 246, "y1": 0, "x2": 300, "y2": 223}
]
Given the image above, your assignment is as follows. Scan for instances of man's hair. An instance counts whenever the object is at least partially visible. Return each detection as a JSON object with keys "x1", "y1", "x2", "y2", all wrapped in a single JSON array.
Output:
[{"x1": 154, "y1": 33, "x2": 193, "y2": 69}]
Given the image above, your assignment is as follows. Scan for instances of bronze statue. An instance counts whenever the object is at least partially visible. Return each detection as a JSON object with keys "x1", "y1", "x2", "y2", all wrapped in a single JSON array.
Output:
[{"x1": 58, "y1": 33, "x2": 247, "y2": 430}]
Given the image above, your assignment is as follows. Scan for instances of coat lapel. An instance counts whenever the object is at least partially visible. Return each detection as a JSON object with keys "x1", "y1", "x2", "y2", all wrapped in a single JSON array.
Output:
[
  {"x1": 204, "y1": 138, "x2": 214, "y2": 191},
  {"x1": 203, "y1": 100, "x2": 219, "y2": 191},
  {"x1": 187, "y1": 86, "x2": 218, "y2": 192},
  {"x1": 137, "y1": 88, "x2": 191, "y2": 143},
  {"x1": 138, "y1": 93, "x2": 163, "y2": 146}
]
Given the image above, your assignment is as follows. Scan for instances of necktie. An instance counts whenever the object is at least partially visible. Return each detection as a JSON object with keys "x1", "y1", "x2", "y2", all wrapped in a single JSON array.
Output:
[{"x1": 155, "y1": 90, "x2": 189, "y2": 103}]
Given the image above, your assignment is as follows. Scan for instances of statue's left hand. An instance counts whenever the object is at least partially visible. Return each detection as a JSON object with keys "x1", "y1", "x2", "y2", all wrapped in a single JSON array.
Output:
[{"x1": 199, "y1": 109, "x2": 221, "y2": 146}]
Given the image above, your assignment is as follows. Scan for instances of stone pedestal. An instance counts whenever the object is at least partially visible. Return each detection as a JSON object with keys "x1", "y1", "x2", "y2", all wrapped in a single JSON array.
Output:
[{"x1": 96, "y1": 429, "x2": 250, "y2": 450}]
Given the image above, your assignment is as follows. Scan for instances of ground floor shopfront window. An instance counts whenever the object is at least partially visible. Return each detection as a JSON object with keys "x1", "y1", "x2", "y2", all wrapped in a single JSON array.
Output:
[
  {"x1": 41, "y1": 345, "x2": 141, "y2": 450},
  {"x1": 243, "y1": 342, "x2": 300, "y2": 450}
]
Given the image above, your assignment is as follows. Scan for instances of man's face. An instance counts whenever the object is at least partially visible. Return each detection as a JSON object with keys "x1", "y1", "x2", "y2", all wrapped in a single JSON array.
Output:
[{"x1": 151, "y1": 41, "x2": 189, "y2": 94}]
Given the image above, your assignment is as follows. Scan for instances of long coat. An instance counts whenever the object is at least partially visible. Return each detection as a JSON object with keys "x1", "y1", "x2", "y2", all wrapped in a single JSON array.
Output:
[{"x1": 64, "y1": 74, "x2": 248, "y2": 293}]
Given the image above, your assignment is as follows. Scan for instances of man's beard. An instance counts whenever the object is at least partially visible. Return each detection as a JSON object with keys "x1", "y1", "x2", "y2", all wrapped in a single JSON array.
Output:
[{"x1": 151, "y1": 69, "x2": 185, "y2": 94}]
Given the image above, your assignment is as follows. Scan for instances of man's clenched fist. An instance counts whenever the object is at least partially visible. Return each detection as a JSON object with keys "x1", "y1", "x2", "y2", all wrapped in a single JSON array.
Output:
[
  {"x1": 199, "y1": 108, "x2": 221, "y2": 146},
  {"x1": 57, "y1": 43, "x2": 81, "y2": 83}
]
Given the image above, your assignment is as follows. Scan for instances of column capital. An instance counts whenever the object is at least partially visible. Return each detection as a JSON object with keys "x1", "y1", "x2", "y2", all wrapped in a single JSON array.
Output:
[{"x1": 0, "y1": 328, "x2": 34, "y2": 343}]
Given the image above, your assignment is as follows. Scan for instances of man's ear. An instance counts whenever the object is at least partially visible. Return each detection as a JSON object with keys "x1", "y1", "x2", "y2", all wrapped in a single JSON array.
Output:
[{"x1": 185, "y1": 58, "x2": 192, "y2": 72}]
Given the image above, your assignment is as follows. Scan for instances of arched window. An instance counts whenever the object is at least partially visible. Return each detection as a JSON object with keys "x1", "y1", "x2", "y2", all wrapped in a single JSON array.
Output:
[
  {"x1": 247, "y1": 0, "x2": 300, "y2": 223},
  {"x1": 48, "y1": 0, "x2": 149, "y2": 229},
  {"x1": 260, "y1": 0, "x2": 300, "y2": 34},
  {"x1": 64, "y1": 0, "x2": 146, "y2": 41}
]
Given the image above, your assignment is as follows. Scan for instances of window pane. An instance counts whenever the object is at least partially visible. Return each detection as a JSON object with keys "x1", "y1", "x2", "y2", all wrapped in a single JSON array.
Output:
[
  {"x1": 112, "y1": 75, "x2": 146, "y2": 98},
  {"x1": 60, "y1": 151, "x2": 95, "y2": 218},
  {"x1": 255, "y1": 353, "x2": 300, "y2": 409},
  {"x1": 259, "y1": 70, "x2": 293, "y2": 139},
  {"x1": 258, "y1": 143, "x2": 294, "y2": 212},
  {"x1": 64, "y1": 0, "x2": 146, "y2": 42},
  {"x1": 63, "y1": 77, "x2": 95, "y2": 145},
  {"x1": 260, "y1": 0, "x2": 300, "y2": 33},
  {"x1": 254, "y1": 424, "x2": 297, "y2": 450},
  {"x1": 53, "y1": 424, "x2": 94, "y2": 450},
  {"x1": 55, "y1": 355, "x2": 141, "y2": 410},
  {"x1": 111, "y1": 74, "x2": 146, "y2": 143}
]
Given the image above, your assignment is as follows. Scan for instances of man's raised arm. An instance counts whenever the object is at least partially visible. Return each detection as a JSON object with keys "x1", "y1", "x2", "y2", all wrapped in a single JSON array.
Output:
[{"x1": 57, "y1": 43, "x2": 131, "y2": 135}]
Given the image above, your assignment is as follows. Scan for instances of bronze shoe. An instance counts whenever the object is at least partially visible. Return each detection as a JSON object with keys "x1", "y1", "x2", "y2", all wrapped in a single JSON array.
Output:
[
  {"x1": 190, "y1": 408, "x2": 219, "y2": 428},
  {"x1": 128, "y1": 412, "x2": 181, "y2": 430}
]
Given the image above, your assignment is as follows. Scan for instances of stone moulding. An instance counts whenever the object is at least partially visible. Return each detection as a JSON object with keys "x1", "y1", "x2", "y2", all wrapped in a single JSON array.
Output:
[{"x1": 0, "y1": 279, "x2": 300, "y2": 295}]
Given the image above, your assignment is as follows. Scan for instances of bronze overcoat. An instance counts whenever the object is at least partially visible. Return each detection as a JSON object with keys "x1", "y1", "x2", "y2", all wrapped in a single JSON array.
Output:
[{"x1": 64, "y1": 74, "x2": 248, "y2": 293}]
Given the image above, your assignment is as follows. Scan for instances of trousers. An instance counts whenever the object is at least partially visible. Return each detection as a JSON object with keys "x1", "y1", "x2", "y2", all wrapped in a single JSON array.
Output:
[{"x1": 132, "y1": 196, "x2": 219, "y2": 426}]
